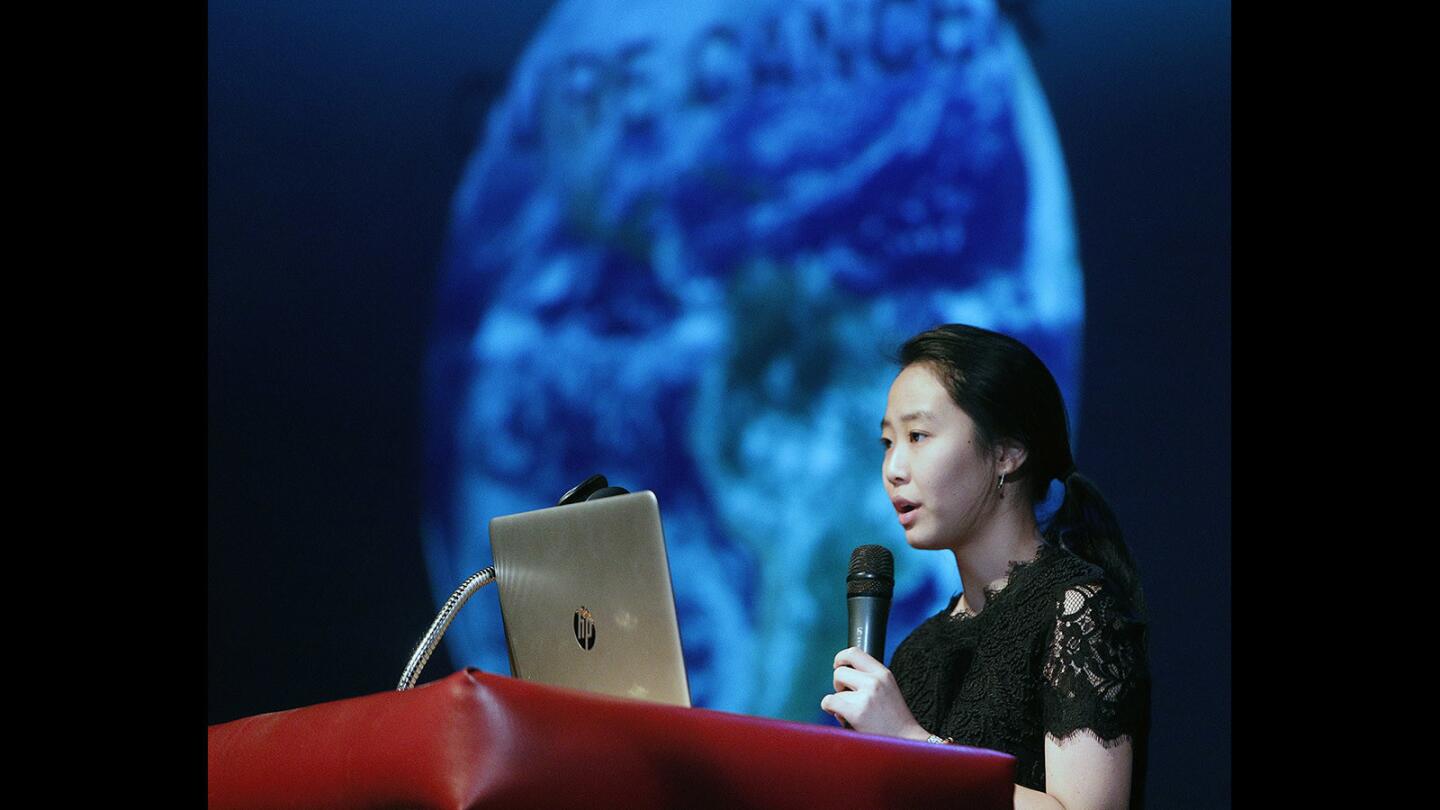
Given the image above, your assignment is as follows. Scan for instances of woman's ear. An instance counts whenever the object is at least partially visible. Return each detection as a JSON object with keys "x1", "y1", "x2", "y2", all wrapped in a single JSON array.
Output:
[{"x1": 995, "y1": 440, "x2": 1028, "y2": 477}]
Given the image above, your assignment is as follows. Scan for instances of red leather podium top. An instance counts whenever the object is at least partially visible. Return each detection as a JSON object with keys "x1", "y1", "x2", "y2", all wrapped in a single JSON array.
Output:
[{"x1": 208, "y1": 668, "x2": 1015, "y2": 809}]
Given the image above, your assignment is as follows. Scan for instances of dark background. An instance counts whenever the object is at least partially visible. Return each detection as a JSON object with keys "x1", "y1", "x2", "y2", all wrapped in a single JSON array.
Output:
[{"x1": 208, "y1": 1, "x2": 1230, "y2": 804}]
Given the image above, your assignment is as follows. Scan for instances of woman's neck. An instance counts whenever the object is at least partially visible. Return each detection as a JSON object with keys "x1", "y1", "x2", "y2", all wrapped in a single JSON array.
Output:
[{"x1": 950, "y1": 507, "x2": 1043, "y2": 616}]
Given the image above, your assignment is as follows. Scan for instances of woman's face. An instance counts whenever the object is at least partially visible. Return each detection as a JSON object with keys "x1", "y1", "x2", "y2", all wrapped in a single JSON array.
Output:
[{"x1": 881, "y1": 363, "x2": 1000, "y2": 551}]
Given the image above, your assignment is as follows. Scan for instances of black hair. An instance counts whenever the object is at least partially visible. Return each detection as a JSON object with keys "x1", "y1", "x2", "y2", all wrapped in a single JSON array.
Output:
[{"x1": 896, "y1": 324, "x2": 1146, "y2": 620}]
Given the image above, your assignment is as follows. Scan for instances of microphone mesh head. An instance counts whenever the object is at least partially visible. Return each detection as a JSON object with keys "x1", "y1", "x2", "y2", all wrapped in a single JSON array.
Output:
[{"x1": 847, "y1": 544, "x2": 894, "y2": 597}]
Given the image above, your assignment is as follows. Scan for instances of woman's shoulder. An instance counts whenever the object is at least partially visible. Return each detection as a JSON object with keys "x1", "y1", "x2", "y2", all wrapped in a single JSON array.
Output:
[
  {"x1": 1042, "y1": 556, "x2": 1148, "y2": 677},
  {"x1": 1030, "y1": 544, "x2": 1144, "y2": 630}
]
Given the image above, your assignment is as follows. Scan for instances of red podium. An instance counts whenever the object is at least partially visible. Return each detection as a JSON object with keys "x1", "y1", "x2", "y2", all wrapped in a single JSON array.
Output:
[{"x1": 208, "y1": 668, "x2": 1015, "y2": 809}]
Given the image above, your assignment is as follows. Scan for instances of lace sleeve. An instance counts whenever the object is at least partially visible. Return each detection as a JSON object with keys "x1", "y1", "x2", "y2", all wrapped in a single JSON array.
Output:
[{"x1": 1041, "y1": 581, "x2": 1148, "y2": 747}]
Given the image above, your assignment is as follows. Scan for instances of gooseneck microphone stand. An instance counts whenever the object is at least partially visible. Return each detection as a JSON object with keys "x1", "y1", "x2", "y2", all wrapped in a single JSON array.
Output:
[
  {"x1": 395, "y1": 474, "x2": 626, "y2": 691},
  {"x1": 396, "y1": 566, "x2": 497, "y2": 691}
]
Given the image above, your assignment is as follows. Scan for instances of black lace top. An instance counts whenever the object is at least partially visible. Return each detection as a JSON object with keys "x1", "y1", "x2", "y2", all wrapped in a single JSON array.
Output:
[{"x1": 889, "y1": 542, "x2": 1149, "y2": 804}]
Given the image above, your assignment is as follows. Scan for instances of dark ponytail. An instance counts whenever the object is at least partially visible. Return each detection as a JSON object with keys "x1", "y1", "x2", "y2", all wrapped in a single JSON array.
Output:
[
  {"x1": 1048, "y1": 470, "x2": 1146, "y2": 621},
  {"x1": 897, "y1": 324, "x2": 1146, "y2": 620}
]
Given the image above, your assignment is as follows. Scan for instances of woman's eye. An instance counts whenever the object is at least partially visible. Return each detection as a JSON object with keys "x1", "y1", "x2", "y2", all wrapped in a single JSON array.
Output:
[
  {"x1": 909, "y1": 431, "x2": 927, "y2": 443},
  {"x1": 879, "y1": 437, "x2": 892, "y2": 450}
]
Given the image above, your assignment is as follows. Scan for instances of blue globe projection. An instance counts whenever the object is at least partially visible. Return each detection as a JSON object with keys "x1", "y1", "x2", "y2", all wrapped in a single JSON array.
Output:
[{"x1": 423, "y1": 0, "x2": 1084, "y2": 722}]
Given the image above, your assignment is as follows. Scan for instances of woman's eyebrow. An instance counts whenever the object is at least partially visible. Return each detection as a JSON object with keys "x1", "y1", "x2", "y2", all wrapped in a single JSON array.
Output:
[{"x1": 880, "y1": 410, "x2": 935, "y2": 429}]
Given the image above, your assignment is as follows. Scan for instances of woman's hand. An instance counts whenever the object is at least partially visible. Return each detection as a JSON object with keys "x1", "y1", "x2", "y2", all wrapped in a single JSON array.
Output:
[{"x1": 820, "y1": 647, "x2": 930, "y2": 741}]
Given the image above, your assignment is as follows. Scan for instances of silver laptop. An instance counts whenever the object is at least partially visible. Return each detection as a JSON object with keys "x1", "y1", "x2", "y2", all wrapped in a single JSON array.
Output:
[{"x1": 488, "y1": 490, "x2": 691, "y2": 707}]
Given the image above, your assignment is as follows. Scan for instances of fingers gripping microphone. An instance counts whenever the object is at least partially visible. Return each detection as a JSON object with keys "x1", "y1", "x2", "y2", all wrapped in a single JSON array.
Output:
[{"x1": 847, "y1": 545, "x2": 894, "y2": 663}]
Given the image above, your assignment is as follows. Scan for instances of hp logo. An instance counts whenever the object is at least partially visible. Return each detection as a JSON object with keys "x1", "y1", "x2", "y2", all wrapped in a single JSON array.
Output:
[{"x1": 574, "y1": 606, "x2": 596, "y2": 650}]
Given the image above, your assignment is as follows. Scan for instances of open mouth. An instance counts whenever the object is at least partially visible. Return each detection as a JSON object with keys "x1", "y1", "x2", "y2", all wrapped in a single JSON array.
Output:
[{"x1": 896, "y1": 502, "x2": 920, "y2": 527}]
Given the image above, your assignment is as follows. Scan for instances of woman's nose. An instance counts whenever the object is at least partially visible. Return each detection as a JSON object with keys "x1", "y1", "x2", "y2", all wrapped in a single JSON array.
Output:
[{"x1": 884, "y1": 446, "x2": 909, "y2": 484}]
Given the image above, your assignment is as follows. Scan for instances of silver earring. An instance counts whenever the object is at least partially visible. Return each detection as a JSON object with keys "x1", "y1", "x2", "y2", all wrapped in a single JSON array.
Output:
[{"x1": 997, "y1": 472, "x2": 1006, "y2": 498}]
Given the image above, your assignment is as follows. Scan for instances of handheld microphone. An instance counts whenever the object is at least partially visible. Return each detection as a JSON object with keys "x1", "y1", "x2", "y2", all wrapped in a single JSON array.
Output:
[{"x1": 846, "y1": 545, "x2": 894, "y2": 663}]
